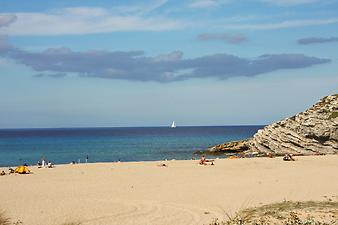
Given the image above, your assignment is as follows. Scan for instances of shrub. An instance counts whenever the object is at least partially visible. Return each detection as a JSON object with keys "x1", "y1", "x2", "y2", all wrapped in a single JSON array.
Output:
[
  {"x1": 0, "y1": 211, "x2": 11, "y2": 225},
  {"x1": 209, "y1": 201, "x2": 338, "y2": 225},
  {"x1": 328, "y1": 112, "x2": 338, "y2": 119}
]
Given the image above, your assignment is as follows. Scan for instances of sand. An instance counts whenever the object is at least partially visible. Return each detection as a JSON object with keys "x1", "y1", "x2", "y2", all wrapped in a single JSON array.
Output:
[{"x1": 1, "y1": 155, "x2": 337, "y2": 225}]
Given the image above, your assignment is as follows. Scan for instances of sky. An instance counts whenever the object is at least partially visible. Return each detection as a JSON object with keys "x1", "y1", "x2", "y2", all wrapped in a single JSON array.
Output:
[{"x1": 0, "y1": 0, "x2": 337, "y2": 128}]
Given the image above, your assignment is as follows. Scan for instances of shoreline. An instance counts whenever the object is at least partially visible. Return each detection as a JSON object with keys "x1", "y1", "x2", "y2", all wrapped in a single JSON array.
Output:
[
  {"x1": 0, "y1": 154, "x2": 224, "y2": 168},
  {"x1": 1, "y1": 155, "x2": 337, "y2": 225},
  {"x1": 1, "y1": 153, "x2": 337, "y2": 171},
  {"x1": 2, "y1": 152, "x2": 336, "y2": 170}
]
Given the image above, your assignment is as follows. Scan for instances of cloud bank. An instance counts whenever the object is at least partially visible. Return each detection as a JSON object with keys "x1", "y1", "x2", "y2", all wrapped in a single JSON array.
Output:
[
  {"x1": 0, "y1": 38, "x2": 330, "y2": 83},
  {"x1": 297, "y1": 37, "x2": 338, "y2": 45}
]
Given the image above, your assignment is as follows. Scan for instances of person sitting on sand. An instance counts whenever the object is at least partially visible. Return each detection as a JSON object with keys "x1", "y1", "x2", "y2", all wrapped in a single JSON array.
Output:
[
  {"x1": 199, "y1": 155, "x2": 207, "y2": 165},
  {"x1": 47, "y1": 161, "x2": 54, "y2": 168},
  {"x1": 9, "y1": 168, "x2": 14, "y2": 173},
  {"x1": 0, "y1": 170, "x2": 5, "y2": 176},
  {"x1": 283, "y1": 153, "x2": 295, "y2": 161},
  {"x1": 199, "y1": 155, "x2": 215, "y2": 165}
]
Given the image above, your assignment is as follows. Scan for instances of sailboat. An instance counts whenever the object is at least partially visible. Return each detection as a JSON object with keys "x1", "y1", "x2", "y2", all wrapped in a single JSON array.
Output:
[{"x1": 171, "y1": 121, "x2": 176, "y2": 128}]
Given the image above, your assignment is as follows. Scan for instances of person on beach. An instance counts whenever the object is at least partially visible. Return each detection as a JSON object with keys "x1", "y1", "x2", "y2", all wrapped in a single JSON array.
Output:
[
  {"x1": 199, "y1": 155, "x2": 214, "y2": 165},
  {"x1": 199, "y1": 155, "x2": 207, "y2": 165},
  {"x1": 86, "y1": 155, "x2": 89, "y2": 163},
  {"x1": 0, "y1": 171, "x2": 5, "y2": 176},
  {"x1": 47, "y1": 161, "x2": 54, "y2": 168},
  {"x1": 41, "y1": 156, "x2": 46, "y2": 168},
  {"x1": 266, "y1": 152, "x2": 273, "y2": 158},
  {"x1": 283, "y1": 153, "x2": 295, "y2": 161}
]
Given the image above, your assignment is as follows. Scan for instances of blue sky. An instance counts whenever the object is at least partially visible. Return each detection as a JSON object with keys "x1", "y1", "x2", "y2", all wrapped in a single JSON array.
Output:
[{"x1": 0, "y1": 0, "x2": 337, "y2": 128}]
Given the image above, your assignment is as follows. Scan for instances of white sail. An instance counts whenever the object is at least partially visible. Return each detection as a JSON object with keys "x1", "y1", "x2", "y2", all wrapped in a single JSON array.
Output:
[{"x1": 171, "y1": 121, "x2": 176, "y2": 128}]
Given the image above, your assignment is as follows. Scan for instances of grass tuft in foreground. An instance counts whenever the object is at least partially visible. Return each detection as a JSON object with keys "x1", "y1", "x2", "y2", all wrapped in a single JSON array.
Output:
[
  {"x1": 0, "y1": 211, "x2": 11, "y2": 225},
  {"x1": 0, "y1": 211, "x2": 81, "y2": 225},
  {"x1": 210, "y1": 201, "x2": 338, "y2": 225}
]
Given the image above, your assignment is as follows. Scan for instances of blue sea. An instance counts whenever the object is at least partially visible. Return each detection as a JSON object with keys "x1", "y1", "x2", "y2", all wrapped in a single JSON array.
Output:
[{"x1": 0, "y1": 126, "x2": 263, "y2": 167}]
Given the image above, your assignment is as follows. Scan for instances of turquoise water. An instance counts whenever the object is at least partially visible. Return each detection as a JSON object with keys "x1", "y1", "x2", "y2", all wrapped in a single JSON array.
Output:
[{"x1": 0, "y1": 126, "x2": 263, "y2": 167}]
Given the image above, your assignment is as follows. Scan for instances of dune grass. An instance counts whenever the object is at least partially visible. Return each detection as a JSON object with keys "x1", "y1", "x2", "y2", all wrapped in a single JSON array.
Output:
[
  {"x1": 210, "y1": 200, "x2": 338, "y2": 225},
  {"x1": 0, "y1": 211, "x2": 81, "y2": 225},
  {"x1": 0, "y1": 211, "x2": 11, "y2": 225}
]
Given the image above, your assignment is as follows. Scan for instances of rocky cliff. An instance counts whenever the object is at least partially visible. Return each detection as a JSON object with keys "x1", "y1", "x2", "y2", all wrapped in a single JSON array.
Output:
[{"x1": 207, "y1": 94, "x2": 338, "y2": 155}]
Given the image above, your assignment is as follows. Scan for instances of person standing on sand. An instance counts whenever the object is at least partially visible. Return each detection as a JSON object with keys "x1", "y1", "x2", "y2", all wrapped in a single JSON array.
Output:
[{"x1": 41, "y1": 156, "x2": 46, "y2": 168}]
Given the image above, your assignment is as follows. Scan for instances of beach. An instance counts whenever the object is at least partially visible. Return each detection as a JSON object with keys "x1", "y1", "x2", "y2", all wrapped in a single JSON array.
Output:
[{"x1": 1, "y1": 155, "x2": 337, "y2": 225}]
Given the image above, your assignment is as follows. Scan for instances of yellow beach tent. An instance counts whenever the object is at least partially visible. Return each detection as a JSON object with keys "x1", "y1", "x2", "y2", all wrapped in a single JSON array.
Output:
[{"x1": 15, "y1": 166, "x2": 30, "y2": 174}]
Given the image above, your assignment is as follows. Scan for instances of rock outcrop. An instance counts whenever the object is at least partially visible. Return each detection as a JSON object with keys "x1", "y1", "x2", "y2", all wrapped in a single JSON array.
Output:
[
  {"x1": 206, "y1": 139, "x2": 251, "y2": 154},
  {"x1": 207, "y1": 94, "x2": 338, "y2": 155}
]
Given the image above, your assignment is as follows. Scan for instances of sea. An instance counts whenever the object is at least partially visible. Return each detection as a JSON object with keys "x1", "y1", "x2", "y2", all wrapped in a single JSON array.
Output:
[{"x1": 0, "y1": 126, "x2": 263, "y2": 167}]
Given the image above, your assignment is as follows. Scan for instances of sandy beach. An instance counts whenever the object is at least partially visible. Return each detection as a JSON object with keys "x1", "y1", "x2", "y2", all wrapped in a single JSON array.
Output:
[{"x1": 1, "y1": 155, "x2": 337, "y2": 225}]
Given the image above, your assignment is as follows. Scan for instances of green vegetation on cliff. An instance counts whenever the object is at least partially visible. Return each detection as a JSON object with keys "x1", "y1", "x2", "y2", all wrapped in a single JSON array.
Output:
[{"x1": 329, "y1": 111, "x2": 338, "y2": 120}]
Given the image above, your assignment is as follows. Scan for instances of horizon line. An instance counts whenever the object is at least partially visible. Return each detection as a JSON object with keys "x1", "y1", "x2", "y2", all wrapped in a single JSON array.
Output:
[{"x1": 0, "y1": 124, "x2": 266, "y2": 130}]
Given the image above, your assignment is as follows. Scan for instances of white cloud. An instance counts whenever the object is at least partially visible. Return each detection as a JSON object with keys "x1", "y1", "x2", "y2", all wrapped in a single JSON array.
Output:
[
  {"x1": 0, "y1": 14, "x2": 17, "y2": 27},
  {"x1": 0, "y1": 6, "x2": 182, "y2": 36},
  {"x1": 222, "y1": 18, "x2": 338, "y2": 30},
  {"x1": 111, "y1": 0, "x2": 168, "y2": 15},
  {"x1": 188, "y1": 0, "x2": 321, "y2": 8},
  {"x1": 0, "y1": 58, "x2": 12, "y2": 66},
  {"x1": 60, "y1": 7, "x2": 108, "y2": 17},
  {"x1": 189, "y1": 0, "x2": 219, "y2": 8},
  {"x1": 188, "y1": 0, "x2": 231, "y2": 8},
  {"x1": 260, "y1": 0, "x2": 320, "y2": 6},
  {"x1": 0, "y1": 2, "x2": 336, "y2": 36}
]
